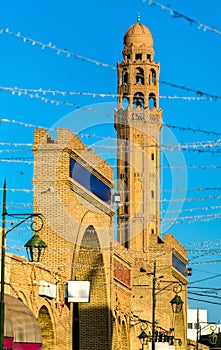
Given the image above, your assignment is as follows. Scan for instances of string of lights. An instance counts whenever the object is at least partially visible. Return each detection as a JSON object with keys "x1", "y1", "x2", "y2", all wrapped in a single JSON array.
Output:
[
  {"x1": 0, "y1": 26, "x2": 220, "y2": 106},
  {"x1": 162, "y1": 212, "x2": 221, "y2": 223},
  {"x1": 1, "y1": 84, "x2": 221, "y2": 102},
  {"x1": 191, "y1": 259, "x2": 221, "y2": 265},
  {"x1": 0, "y1": 27, "x2": 116, "y2": 70},
  {"x1": 146, "y1": 0, "x2": 221, "y2": 36},
  {"x1": 2, "y1": 139, "x2": 221, "y2": 151},
  {"x1": 2, "y1": 116, "x2": 221, "y2": 139},
  {"x1": 185, "y1": 239, "x2": 221, "y2": 247},
  {"x1": 160, "y1": 81, "x2": 221, "y2": 100},
  {"x1": 2, "y1": 157, "x2": 221, "y2": 170}
]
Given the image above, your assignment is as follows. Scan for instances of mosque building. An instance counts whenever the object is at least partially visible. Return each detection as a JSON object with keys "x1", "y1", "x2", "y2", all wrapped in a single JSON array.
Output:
[{"x1": 1, "y1": 18, "x2": 189, "y2": 350}]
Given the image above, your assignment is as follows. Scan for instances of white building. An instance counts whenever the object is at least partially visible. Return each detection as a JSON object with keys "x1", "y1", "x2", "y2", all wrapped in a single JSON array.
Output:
[
  {"x1": 187, "y1": 309, "x2": 221, "y2": 342},
  {"x1": 187, "y1": 309, "x2": 208, "y2": 341}
]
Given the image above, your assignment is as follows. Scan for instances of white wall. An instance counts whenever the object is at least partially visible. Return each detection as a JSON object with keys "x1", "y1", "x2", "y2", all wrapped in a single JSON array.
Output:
[{"x1": 187, "y1": 309, "x2": 208, "y2": 341}]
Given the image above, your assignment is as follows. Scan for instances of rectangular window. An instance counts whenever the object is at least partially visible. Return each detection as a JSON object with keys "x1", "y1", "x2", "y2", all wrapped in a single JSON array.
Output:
[
  {"x1": 151, "y1": 153, "x2": 155, "y2": 160},
  {"x1": 172, "y1": 253, "x2": 187, "y2": 277},
  {"x1": 188, "y1": 323, "x2": 193, "y2": 329},
  {"x1": 151, "y1": 190, "x2": 154, "y2": 198},
  {"x1": 70, "y1": 157, "x2": 111, "y2": 204}
]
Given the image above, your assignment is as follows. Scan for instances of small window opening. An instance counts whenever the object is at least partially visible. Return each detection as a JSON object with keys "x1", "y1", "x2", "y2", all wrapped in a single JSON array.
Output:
[
  {"x1": 151, "y1": 190, "x2": 154, "y2": 198},
  {"x1": 149, "y1": 93, "x2": 156, "y2": 110},
  {"x1": 151, "y1": 153, "x2": 155, "y2": 160},
  {"x1": 122, "y1": 70, "x2": 128, "y2": 84},
  {"x1": 122, "y1": 95, "x2": 129, "y2": 108},
  {"x1": 151, "y1": 229, "x2": 155, "y2": 235},
  {"x1": 127, "y1": 54, "x2": 131, "y2": 61},
  {"x1": 147, "y1": 54, "x2": 151, "y2": 62},
  {"x1": 150, "y1": 69, "x2": 156, "y2": 84},
  {"x1": 136, "y1": 53, "x2": 142, "y2": 61},
  {"x1": 133, "y1": 92, "x2": 144, "y2": 109},
  {"x1": 135, "y1": 67, "x2": 144, "y2": 85}
]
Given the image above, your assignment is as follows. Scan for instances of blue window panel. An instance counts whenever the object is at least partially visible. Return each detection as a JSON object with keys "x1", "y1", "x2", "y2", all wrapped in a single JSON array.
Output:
[
  {"x1": 172, "y1": 253, "x2": 187, "y2": 277},
  {"x1": 70, "y1": 157, "x2": 111, "y2": 204}
]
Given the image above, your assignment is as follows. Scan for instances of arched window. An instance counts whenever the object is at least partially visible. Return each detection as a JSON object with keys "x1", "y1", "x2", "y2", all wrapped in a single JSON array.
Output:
[
  {"x1": 38, "y1": 306, "x2": 55, "y2": 350},
  {"x1": 150, "y1": 68, "x2": 156, "y2": 84},
  {"x1": 149, "y1": 93, "x2": 156, "y2": 110},
  {"x1": 122, "y1": 70, "x2": 128, "y2": 84},
  {"x1": 123, "y1": 94, "x2": 129, "y2": 107},
  {"x1": 135, "y1": 67, "x2": 144, "y2": 84},
  {"x1": 133, "y1": 92, "x2": 144, "y2": 109}
]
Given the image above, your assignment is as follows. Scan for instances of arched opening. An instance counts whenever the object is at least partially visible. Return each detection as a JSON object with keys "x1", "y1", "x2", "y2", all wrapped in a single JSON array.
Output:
[
  {"x1": 135, "y1": 67, "x2": 144, "y2": 85},
  {"x1": 133, "y1": 92, "x2": 144, "y2": 109},
  {"x1": 75, "y1": 226, "x2": 110, "y2": 350},
  {"x1": 38, "y1": 306, "x2": 54, "y2": 350},
  {"x1": 149, "y1": 93, "x2": 156, "y2": 110},
  {"x1": 122, "y1": 70, "x2": 128, "y2": 84},
  {"x1": 112, "y1": 319, "x2": 120, "y2": 350},
  {"x1": 121, "y1": 321, "x2": 129, "y2": 350},
  {"x1": 150, "y1": 68, "x2": 156, "y2": 84},
  {"x1": 122, "y1": 94, "x2": 129, "y2": 108}
]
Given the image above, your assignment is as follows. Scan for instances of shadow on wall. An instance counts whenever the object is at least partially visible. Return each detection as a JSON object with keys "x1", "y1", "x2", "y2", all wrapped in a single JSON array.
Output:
[
  {"x1": 73, "y1": 305, "x2": 113, "y2": 350},
  {"x1": 73, "y1": 225, "x2": 113, "y2": 350}
]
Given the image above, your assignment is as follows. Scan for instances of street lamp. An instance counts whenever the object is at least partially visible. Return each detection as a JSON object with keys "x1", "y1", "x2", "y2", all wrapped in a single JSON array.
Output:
[
  {"x1": 151, "y1": 261, "x2": 184, "y2": 350},
  {"x1": 170, "y1": 285, "x2": 184, "y2": 314},
  {"x1": 209, "y1": 331, "x2": 218, "y2": 345},
  {"x1": 24, "y1": 234, "x2": 47, "y2": 262},
  {"x1": 138, "y1": 330, "x2": 149, "y2": 350},
  {"x1": 196, "y1": 311, "x2": 218, "y2": 350},
  {"x1": 0, "y1": 180, "x2": 45, "y2": 350}
]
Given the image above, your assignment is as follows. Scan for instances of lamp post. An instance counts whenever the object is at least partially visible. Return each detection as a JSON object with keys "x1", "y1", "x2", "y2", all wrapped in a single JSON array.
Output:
[
  {"x1": 151, "y1": 261, "x2": 184, "y2": 350},
  {"x1": 196, "y1": 309, "x2": 218, "y2": 350},
  {"x1": 0, "y1": 180, "x2": 45, "y2": 350}
]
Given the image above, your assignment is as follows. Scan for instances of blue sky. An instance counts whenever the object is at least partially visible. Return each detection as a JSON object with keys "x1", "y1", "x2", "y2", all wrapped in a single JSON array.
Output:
[{"x1": 1, "y1": 0, "x2": 221, "y2": 322}]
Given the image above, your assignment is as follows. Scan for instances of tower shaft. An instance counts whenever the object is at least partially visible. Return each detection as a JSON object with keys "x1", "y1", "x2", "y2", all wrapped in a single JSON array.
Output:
[{"x1": 114, "y1": 22, "x2": 162, "y2": 250}]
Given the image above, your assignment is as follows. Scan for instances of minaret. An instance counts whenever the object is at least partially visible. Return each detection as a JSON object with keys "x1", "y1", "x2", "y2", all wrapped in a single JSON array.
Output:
[{"x1": 114, "y1": 17, "x2": 162, "y2": 250}]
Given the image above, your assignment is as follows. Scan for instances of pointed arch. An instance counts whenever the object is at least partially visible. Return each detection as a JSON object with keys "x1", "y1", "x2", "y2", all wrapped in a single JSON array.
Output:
[
  {"x1": 121, "y1": 320, "x2": 129, "y2": 350},
  {"x1": 123, "y1": 94, "x2": 129, "y2": 107},
  {"x1": 135, "y1": 67, "x2": 144, "y2": 85},
  {"x1": 75, "y1": 225, "x2": 110, "y2": 350},
  {"x1": 112, "y1": 319, "x2": 120, "y2": 350},
  {"x1": 38, "y1": 306, "x2": 55, "y2": 350},
  {"x1": 150, "y1": 68, "x2": 156, "y2": 85},
  {"x1": 122, "y1": 70, "x2": 128, "y2": 84},
  {"x1": 149, "y1": 93, "x2": 156, "y2": 110}
]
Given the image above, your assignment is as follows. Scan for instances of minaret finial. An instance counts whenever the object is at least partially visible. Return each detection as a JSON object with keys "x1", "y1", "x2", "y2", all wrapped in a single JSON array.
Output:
[{"x1": 137, "y1": 12, "x2": 141, "y2": 23}]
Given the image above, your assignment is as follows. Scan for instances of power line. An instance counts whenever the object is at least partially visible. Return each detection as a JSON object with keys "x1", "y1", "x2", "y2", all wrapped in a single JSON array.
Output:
[{"x1": 188, "y1": 297, "x2": 221, "y2": 306}]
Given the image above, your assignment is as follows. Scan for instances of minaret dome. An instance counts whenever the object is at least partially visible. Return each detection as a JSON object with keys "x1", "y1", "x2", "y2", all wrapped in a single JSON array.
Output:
[{"x1": 124, "y1": 23, "x2": 153, "y2": 48}]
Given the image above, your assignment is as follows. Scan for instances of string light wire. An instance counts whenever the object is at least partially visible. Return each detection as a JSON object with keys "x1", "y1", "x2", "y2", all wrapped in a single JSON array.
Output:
[{"x1": 145, "y1": 0, "x2": 221, "y2": 36}]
